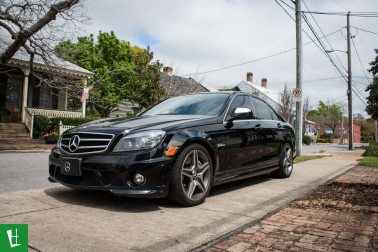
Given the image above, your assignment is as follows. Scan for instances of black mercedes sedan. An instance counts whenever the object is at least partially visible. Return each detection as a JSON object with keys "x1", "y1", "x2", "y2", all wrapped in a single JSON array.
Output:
[{"x1": 48, "y1": 92, "x2": 295, "y2": 206}]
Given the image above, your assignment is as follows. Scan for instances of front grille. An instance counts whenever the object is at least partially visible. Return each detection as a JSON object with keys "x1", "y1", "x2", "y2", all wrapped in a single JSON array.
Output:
[
  {"x1": 56, "y1": 170, "x2": 100, "y2": 186},
  {"x1": 60, "y1": 132, "x2": 114, "y2": 155}
]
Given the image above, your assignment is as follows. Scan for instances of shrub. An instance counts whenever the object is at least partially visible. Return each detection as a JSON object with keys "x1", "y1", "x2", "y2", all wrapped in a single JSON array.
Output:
[
  {"x1": 49, "y1": 116, "x2": 99, "y2": 132},
  {"x1": 365, "y1": 141, "x2": 378, "y2": 157},
  {"x1": 33, "y1": 115, "x2": 51, "y2": 139},
  {"x1": 303, "y1": 135, "x2": 312, "y2": 145},
  {"x1": 323, "y1": 133, "x2": 335, "y2": 139},
  {"x1": 316, "y1": 138, "x2": 330, "y2": 143}
]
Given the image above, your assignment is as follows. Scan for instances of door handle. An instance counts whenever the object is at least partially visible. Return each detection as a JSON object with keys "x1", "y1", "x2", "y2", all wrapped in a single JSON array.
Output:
[
  {"x1": 254, "y1": 124, "x2": 262, "y2": 131},
  {"x1": 277, "y1": 123, "x2": 282, "y2": 128}
]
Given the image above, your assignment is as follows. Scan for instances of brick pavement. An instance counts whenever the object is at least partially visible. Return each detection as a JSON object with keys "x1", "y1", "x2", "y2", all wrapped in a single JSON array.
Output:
[{"x1": 201, "y1": 166, "x2": 378, "y2": 252}]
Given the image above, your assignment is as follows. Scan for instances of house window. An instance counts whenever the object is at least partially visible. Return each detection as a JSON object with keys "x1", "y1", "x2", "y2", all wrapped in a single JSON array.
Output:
[{"x1": 6, "y1": 78, "x2": 23, "y2": 111}]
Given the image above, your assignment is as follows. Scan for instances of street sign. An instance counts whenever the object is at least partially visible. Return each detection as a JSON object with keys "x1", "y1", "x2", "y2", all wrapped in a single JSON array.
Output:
[{"x1": 293, "y1": 88, "x2": 302, "y2": 102}]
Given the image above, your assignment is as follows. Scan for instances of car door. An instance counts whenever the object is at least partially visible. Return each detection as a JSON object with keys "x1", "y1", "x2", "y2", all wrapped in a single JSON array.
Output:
[
  {"x1": 218, "y1": 95, "x2": 266, "y2": 176},
  {"x1": 251, "y1": 97, "x2": 284, "y2": 168}
]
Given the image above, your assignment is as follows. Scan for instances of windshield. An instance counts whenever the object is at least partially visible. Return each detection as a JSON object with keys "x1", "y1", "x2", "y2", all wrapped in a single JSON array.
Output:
[{"x1": 141, "y1": 93, "x2": 229, "y2": 116}]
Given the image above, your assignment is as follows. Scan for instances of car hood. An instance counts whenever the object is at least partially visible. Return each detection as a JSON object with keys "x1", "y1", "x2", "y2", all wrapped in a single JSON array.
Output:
[{"x1": 64, "y1": 115, "x2": 218, "y2": 136}]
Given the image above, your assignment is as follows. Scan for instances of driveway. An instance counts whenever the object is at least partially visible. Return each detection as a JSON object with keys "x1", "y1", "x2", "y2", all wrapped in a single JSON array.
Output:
[{"x1": 0, "y1": 151, "x2": 363, "y2": 251}]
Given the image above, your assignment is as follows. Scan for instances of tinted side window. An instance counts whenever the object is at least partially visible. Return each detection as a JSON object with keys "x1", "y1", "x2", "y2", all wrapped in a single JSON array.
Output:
[
  {"x1": 268, "y1": 106, "x2": 279, "y2": 121},
  {"x1": 226, "y1": 95, "x2": 254, "y2": 120},
  {"x1": 251, "y1": 98, "x2": 273, "y2": 120}
]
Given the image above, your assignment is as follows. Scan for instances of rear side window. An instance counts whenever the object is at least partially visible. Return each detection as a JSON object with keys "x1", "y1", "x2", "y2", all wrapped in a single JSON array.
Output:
[{"x1": 251, "y1": 98, "x2": 273, "y2": 120}]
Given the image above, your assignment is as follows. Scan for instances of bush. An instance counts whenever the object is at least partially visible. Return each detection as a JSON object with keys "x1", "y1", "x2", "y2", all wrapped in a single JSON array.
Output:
[
  {"x1": 316, "y1": 138, "x2": 330, "y2": 143},
  {"x1": 365, "y1": 141, "x2": 378, "y2": 157},
  {"x1": 49, "y1": 116, "x2": 99, "y2": 132},
  {"x1": 32, "y1": 115, "x2": 100, "y2": 139},
  {"x1": 33, "y1": 115, "x2": 51, "y2": 139},
  {"x1": 323, "y1": 133, "x2": 335, "y2": 139},
  {"x1": 303, "y1": 135, "x2": 312, "y2": 145}
]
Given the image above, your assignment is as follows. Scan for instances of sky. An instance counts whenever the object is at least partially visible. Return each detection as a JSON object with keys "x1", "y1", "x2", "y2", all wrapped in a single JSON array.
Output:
[{"x1": 78, "y1": 0, "x2": 378, "y2": 118}]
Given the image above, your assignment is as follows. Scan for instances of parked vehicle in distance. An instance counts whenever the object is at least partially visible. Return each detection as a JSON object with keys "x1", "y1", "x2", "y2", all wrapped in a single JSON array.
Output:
[{"x1": 48, "y1": 92, "x2": 296, "y2": 206}]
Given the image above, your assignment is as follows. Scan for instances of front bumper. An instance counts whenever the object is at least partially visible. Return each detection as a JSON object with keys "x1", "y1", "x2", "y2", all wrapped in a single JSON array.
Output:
[{"x1": 48, "y1": 148, "x2": 173, "y2": 198}]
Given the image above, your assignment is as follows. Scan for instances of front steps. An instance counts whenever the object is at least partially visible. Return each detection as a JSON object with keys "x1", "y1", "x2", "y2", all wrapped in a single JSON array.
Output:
[{"x1": 0, "y1": 123, "x2": 30, "y2": 139}]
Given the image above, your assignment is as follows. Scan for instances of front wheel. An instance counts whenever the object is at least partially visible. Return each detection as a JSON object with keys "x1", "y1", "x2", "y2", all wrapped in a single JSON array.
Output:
[
  {"x1": 272, "y1": 143, "x2": 293, "y2": 178},
  {"x1": 167, "y1": 144, "x2": 213, "y2": 206}
]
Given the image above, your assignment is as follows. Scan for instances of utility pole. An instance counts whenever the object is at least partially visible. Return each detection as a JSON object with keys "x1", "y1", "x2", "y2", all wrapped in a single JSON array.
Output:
[
  {"x1": 295, "y1": 0, "x2": 303, "y2": 156},
  {"x1": 347, "y1": 12, "x2": 353, "y2": 150}
]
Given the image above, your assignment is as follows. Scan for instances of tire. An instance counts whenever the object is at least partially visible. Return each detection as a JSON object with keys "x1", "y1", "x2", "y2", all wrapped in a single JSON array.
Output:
[
  {"x1": 272, "y1": 143, "x2": 293, "y2": 178},
  {"x1": 167, "y1": 144, "x2": 213, "y2": 206}
]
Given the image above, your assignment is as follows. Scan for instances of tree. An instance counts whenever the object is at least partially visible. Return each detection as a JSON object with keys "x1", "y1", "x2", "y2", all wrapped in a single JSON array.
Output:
[
  {"x1": 56, "y1": 31, "x2": 164, "y2": 117},
  {"x1": 316, "y1": 100, "x2": 343, "y2": 134},
  {"x1": 276, "y1": 84, "x2": 295, "y2": 124},
  {"x1": 130, "y1": 46, "x2": 164, "y2": 108},
  {"x1": 354, "y1": 114, "x2": 375, "y2": 142},
  {"x1": 366, "y1": 49, "x2": 378, "y2": 120},
  {"x1": 0, "y1": 0, "x2": 87, "y2": 65}
]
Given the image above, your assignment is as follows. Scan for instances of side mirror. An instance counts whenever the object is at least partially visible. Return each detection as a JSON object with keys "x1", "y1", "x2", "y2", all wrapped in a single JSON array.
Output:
[{"x1": 232, "y1": 107, "x2": 252, "y2": 120}]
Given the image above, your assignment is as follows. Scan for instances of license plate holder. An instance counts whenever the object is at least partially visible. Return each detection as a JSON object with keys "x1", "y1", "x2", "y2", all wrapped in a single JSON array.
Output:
[{"x1": 61, "y1": 158, "x2": 82, "y2": 176}]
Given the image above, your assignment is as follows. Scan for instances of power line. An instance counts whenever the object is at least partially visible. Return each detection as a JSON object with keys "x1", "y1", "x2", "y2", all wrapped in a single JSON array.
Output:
[
  {"x1": 351, "y1": 37, "x2": 372, "y2": 85},
  {"x1": 302, "y1": 0, "x2": 348, "y2": 72},
  {"x1": 352, "y1": 26, "x2": 378, "y2": 35},
  {"x1": 300, "y1": 11, "x2": 378, "y2": 17},
  {"x1": 182, "y1": 27, "x2": 341, "y2": 76}
]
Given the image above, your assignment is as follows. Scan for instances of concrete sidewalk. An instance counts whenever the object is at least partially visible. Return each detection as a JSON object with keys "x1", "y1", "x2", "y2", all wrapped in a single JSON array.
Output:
[{"x1": 0, "y1": 150, "x2": 365, "y2": 252}]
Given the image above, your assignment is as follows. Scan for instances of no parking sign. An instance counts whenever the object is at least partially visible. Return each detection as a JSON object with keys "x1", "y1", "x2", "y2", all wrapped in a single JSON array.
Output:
[{"x1": 293, "y1": 88, "x2": 302, "y2": 102}]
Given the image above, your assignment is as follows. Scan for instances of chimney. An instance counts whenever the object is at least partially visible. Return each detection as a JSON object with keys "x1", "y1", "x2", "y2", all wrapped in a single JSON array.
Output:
[
  {"x1": 246, "y1": 72, "x2": 253, "y2": 83},
  {"x1": 261, "y1": 78, "x2": 267, "y2": 88},
  {"x1": 163, "y1": 66, "x2": 173, "y2": 76}
]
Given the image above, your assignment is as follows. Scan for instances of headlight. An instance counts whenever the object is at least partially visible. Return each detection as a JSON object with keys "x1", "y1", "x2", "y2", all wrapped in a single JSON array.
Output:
[{"x1": 113, "y1": 130, "x2": 166, "y2": 152}]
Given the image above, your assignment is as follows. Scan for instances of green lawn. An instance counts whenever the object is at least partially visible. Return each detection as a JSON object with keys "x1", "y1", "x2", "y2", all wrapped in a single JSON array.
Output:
[
  {"x1": 294, "y1": 155, "x2": 328, "y2": 164},
  {"x1": 358, "y1": 156, "x2": 378, "y2": 168}
]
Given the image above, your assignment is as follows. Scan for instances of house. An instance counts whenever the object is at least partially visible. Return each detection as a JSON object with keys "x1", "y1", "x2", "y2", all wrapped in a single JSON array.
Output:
[
  {"x1": 160, "y1": 67, "x2": 208, "y2": 97},
  {"x1": 109, "y1": 66, "x2": 208, "y2": 117},
  {"x1": 314, "y1": 121, "x2": 361, "y2": 144},
  {"x1": 201, "y1": 72, "x2": 280, "y2": 108},
  {"x1": 0, "y1": 45, "x2": 94, "y2": 138}
]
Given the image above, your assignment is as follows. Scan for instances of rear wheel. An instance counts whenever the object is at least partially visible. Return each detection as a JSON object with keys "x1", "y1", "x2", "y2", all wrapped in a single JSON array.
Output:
[
  {"x1": 272, "y1": 143, "x2": 293, "y2": 178},
  {"x1": 167, "y1": 144, "x2": 213, "y2": 206}
]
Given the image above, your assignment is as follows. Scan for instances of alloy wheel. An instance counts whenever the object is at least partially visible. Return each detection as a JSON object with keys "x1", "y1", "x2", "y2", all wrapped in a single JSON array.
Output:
[{"x1": 181, "y1": 149, "x2": 211, "y2": 201}]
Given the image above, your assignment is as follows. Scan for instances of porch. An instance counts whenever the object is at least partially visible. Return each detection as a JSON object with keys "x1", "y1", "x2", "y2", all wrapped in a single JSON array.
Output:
[{"x1": 0, "y1": 51, "x2": 94, "y2": 138}]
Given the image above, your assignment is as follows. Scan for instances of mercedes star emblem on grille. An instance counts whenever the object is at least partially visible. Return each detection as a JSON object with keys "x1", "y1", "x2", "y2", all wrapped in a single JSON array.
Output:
[
  {"x1": 68, "y1": 135, "x2": 80, "y2": 152},
  {"x1": 65, "y1": 162, "x2": 71, "y2": 172}
]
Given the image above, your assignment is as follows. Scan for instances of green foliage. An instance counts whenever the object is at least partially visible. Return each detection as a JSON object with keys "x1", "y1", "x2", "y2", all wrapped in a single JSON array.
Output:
[
  {"x1": 365, "y1": 141, "x2": 378, "y2": 157},
  {"x1": 56, "y1": 31, "x2": 164, "y2": 117},
  {"x1": 294, "y1": 155, "x2": 328, "y2": 164},
  {"x1": 303, "y1": 135, "x2": 312, "y2": 145},
  {"x1": 358, "y1": 156, "x2": 378, "y2": 167},
  {"x1": 316, "y1": 138, "x2": 330, "y2": 143},
  {"x1": 322, "y1": 133, "x2": 335, "y2": 139},
  {"x1": 130, "y1": 46, "x2": 164, "y2": 108},
  {"x1": 366, "y1": 49, "x2": 378, "y2": 120},
  {"x1": 33, "y1": 116, "x2": 99, "y2": 139},
  {"x1": 33, "y1": 115, "x2": 51, "y2": 139},
  {"x1": 49, "y1": 117, "x2": 99, "y2": 132}
]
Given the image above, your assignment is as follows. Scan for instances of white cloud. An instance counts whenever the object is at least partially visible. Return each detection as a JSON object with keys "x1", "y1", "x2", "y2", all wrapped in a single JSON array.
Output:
[{"x1": 82, "y1": 0, "x2": 378, "y2": 117}]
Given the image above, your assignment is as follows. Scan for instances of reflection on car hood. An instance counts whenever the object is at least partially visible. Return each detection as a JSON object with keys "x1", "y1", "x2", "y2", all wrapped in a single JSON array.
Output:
[{"x1": 65, "y1": 115, "x2": 217, "y2": 135}]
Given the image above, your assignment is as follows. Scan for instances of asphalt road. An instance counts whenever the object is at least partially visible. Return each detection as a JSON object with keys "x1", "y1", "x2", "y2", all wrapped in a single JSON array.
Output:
[{"x1": 0, "y1": 152, "x2": 58, "y2": 194}]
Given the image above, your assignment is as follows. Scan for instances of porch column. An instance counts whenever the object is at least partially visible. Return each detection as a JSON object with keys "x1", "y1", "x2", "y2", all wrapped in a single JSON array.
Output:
[
  {"x1": 81, "y1": 78, "x2": 87, "y2": 117},
  {"x1": 21, "y1": 68, "x2": 30, "y2": 123}
]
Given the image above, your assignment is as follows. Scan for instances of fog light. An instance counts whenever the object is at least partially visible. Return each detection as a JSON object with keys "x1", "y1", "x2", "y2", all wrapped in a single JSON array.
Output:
[{"x1": 133, "y1": 173, "x2": 145, "y2": 185}]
